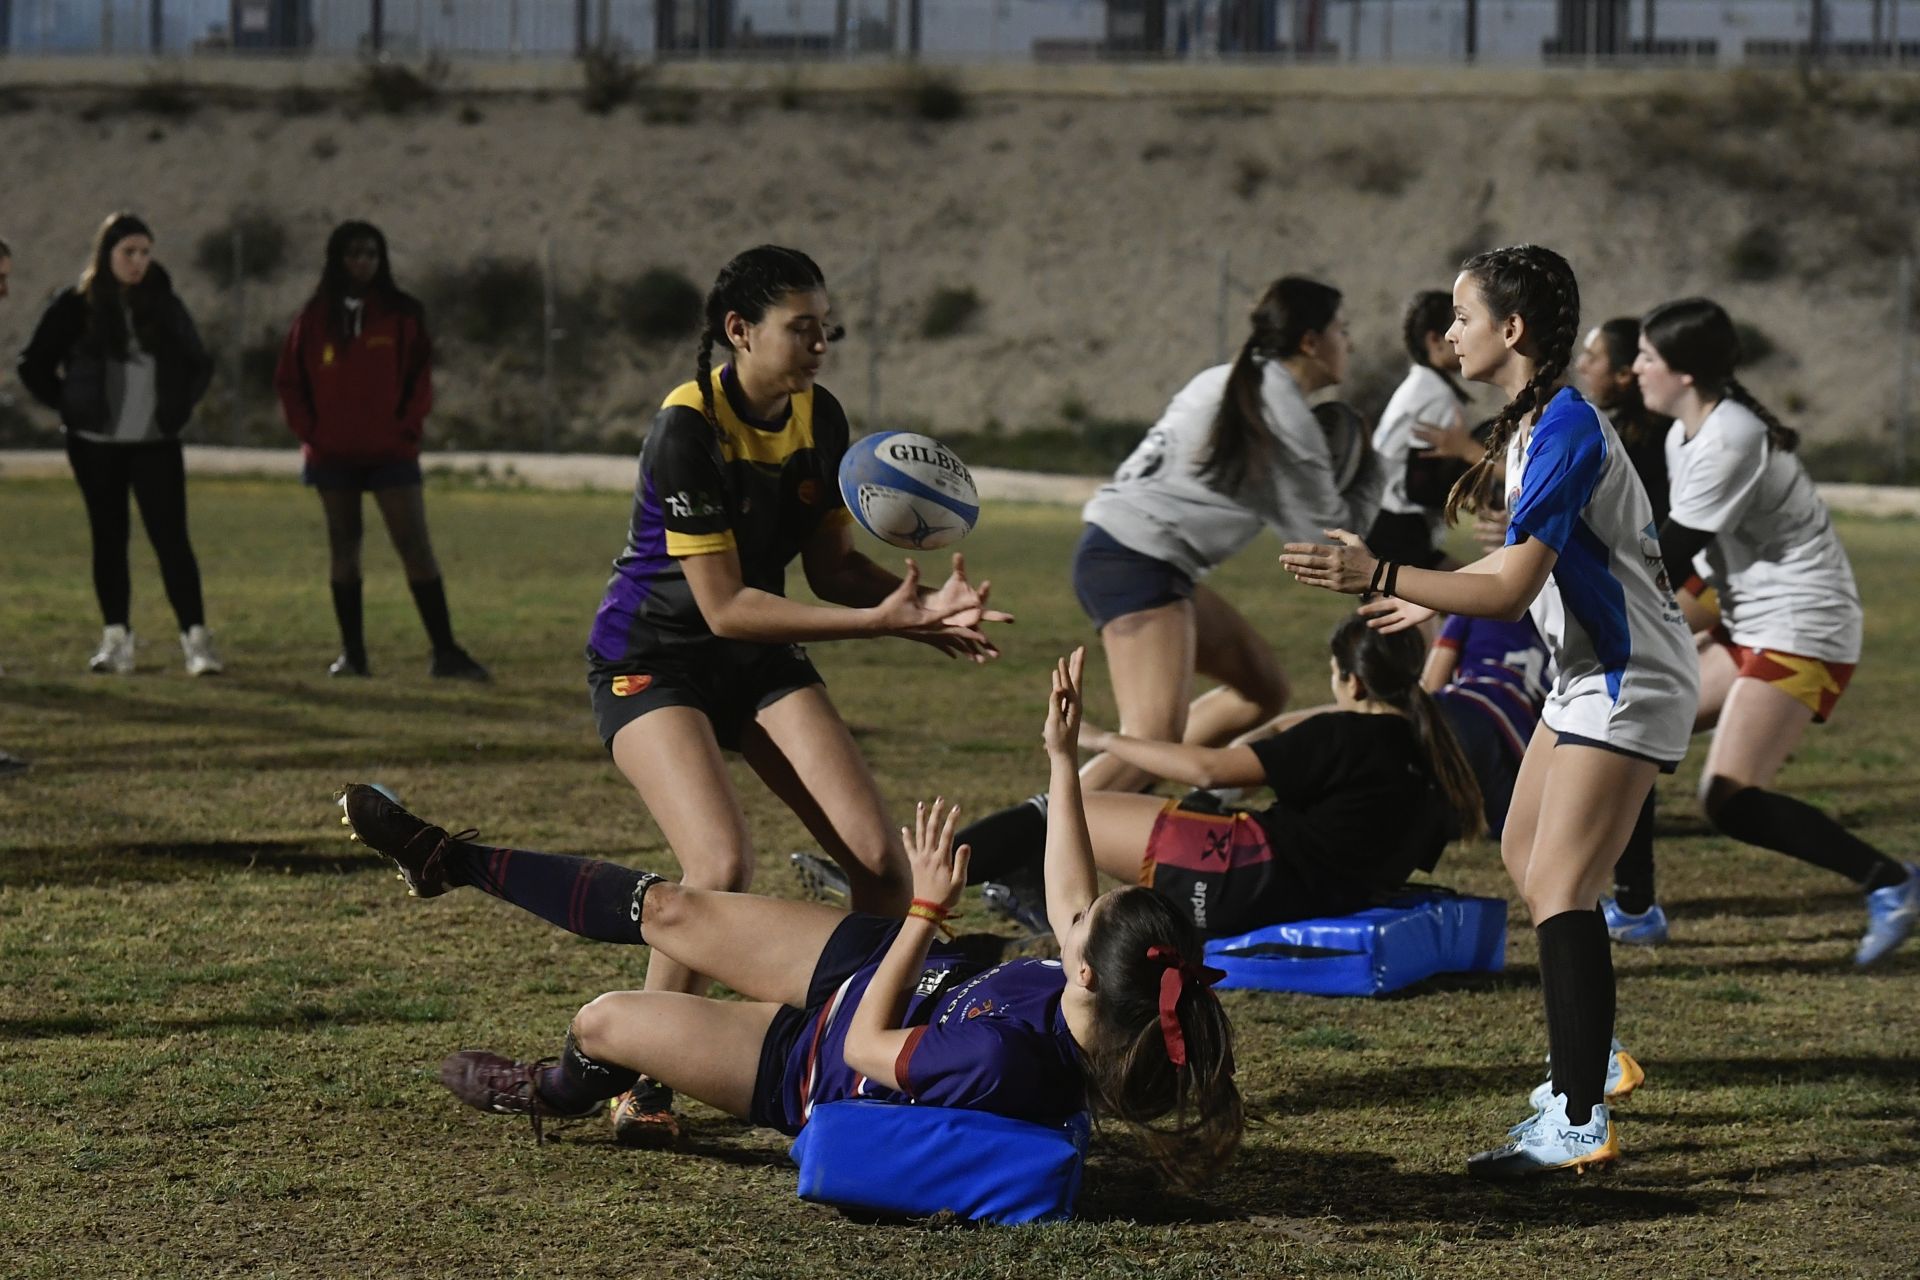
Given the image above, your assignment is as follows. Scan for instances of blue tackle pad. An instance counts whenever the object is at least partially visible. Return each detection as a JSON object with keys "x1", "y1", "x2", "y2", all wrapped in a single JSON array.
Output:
[
  {"x1": 1203, "y1": 889, "x2": 1507, "y2": 996},
  {"x1": 791, "y1": 1100, "x2": 1092, "y2": 1225}
]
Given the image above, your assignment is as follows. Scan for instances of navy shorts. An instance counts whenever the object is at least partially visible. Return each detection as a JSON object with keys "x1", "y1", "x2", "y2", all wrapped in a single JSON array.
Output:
[
  {"x1": 1071, "y1": 523, "x2": 1194, "y2": 630},
  {"x1": 1555, "y1": 731, "x2": 1682, "y2": 774},
  {"x1": 749, "y1": 913, "x2": 905, "y2": 1135},
  {"x1": 586, "y1": 641, "x2": 822, "y2": 753},
  {"x1": 302, "y1": 457, "x2": 423, "y2": 492},
  {"x1": 1439, "y1": 695, "x2": 1519, "y2": 837}
]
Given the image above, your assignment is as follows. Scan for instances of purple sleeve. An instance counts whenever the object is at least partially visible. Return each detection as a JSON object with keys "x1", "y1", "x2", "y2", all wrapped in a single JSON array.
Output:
[
  {"x1": 1436, "y1": 612, "x2": 1470, "y2": 650},
  {"x1": 1507, "y1": 399, "x2": 1605, "y2": 556}
]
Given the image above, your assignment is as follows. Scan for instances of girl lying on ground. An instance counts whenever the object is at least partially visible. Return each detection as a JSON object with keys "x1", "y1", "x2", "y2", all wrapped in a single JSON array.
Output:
[
  {"x1": 340, "y1": 649, "x2": 1241, "y2": 1185},
  {"x1": 804, "y1": 615, "x2": 1483, "y2": 941}
]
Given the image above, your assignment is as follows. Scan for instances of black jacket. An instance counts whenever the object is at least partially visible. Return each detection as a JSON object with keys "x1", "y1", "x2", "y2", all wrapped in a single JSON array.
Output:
[{"x1": 16, "y1": 264, "x2": 213, "y2": 438}]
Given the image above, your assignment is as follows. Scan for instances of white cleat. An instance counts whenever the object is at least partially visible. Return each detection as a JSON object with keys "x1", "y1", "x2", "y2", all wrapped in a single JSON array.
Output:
[{"x1": 89, "y1": 625, "x2": 136, "y2": 675}]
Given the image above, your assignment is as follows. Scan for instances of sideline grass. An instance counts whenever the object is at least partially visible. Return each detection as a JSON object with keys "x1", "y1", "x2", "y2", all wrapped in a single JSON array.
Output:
[{"x1": 2, "y1": 476, "x2": 1917, "y2": 1278}]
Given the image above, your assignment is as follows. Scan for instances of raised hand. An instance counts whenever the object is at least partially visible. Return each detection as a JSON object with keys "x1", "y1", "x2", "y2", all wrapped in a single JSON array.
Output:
[
  {"x1": 1042, "y1": 647, "x2": 1086, "y2": 758},
  {"x1": 903, "y1": 796, "x2": 971, "y2": 913},
  {"x1": 1280, "y1": 528, "x2": 1380, "y2": 596}
]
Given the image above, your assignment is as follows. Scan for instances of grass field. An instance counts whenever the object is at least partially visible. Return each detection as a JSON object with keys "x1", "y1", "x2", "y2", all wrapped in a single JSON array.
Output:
[{"x1": 2, "y1": 475, "x2": 1917, "y2": 1279}]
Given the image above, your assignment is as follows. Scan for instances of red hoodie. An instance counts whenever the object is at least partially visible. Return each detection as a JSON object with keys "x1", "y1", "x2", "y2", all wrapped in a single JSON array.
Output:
[{"x1": 275, "y1": 291, "x2": 433, "y2": 464}]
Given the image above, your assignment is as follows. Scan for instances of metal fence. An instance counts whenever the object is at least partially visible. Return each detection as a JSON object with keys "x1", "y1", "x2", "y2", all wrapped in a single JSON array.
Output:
[{"x1": 1, "y1": 0, "x2": 1916, "y2": 65}]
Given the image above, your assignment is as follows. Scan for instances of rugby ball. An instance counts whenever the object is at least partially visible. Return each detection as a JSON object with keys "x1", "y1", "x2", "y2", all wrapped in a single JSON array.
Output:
[
  {"x1": 1312, "y1": 400, "x2": 1368, "y2": 492},
  {"x1": 838, "y1": 431, "x2": 979, "y2": 550}
]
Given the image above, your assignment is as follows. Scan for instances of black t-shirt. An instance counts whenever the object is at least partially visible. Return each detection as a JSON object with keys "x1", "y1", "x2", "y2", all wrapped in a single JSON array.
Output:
[
  {"x1": 1248, "y1": 712, "x2": 1454, "y2": 900},
  {"x1": 587, "y1": 368, "x2": 852, "y2": 665}
]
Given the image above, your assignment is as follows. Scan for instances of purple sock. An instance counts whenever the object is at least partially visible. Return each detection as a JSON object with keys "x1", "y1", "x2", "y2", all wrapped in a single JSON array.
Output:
[{"x1": 442, "y1": 841, "x2": 657, "y2": 944}]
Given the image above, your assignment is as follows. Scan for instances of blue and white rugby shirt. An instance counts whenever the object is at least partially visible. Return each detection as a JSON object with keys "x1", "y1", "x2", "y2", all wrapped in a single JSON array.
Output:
[{"x1": 1505, "y1": 388, "x2": 1698, "y2": 763}]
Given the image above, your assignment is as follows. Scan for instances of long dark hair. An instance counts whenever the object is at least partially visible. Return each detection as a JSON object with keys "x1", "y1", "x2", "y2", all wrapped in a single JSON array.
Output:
[
  {"x1": 1641, "y1": 297, "x2": 1798, "y2": 453},
  {"x1": 77, "y1": 211, "x2": 170, "y2": 361},
  {"x1": 1591, "y1": 317, "x2": 1670, "y2": 450},
  {"x1": 695, "y1": 245, "x2": 829, "y2": 425},
  {"x1": 1444, "y1": 245, "x2": 1582, "y2": 524},
  {"x1": 1403, "y1": 289, "x2": 1468, "y2": 403},
  {"x1": 1198, "y1": 275, "x2": 1343, "y2": 495},
  {"x1": 1082, "y1": 886, "x2": 1242, "y2": 1190},
  {"x1": 308, "y1": 221, "x2": 410, "y2": 344},
  {"x1": 1327, "y1": 614, "x2": 1483, "y2": 838}
]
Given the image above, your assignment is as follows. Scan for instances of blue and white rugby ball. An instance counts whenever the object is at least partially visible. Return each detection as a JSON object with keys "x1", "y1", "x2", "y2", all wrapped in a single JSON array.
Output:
[{"x1": 838, "y1": 431, "x2": 979, "y2": 550}]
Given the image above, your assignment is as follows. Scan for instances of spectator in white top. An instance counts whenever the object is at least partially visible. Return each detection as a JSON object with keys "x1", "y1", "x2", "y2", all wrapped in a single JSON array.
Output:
[
  {"x1": 1629, "y1": 297, "x2": 1917, "y2": 967},
  {"x1": 1367, "y1": 290, "x2": 1473, "y2": 572},
  {"x1": 1074, "y1": 276, "x2": 1382, "y2": 793}
]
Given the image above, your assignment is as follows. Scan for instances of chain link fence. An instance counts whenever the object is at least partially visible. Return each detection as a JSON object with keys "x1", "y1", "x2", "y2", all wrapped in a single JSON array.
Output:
[{"x1": 2, "y1": 0, "x2": 1917, "y2": 65}]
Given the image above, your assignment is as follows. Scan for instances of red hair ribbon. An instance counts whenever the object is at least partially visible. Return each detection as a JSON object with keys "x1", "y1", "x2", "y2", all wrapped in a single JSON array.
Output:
[{"x1": 1145, "y1": 945, "x2": 1227, "y2": 1068}]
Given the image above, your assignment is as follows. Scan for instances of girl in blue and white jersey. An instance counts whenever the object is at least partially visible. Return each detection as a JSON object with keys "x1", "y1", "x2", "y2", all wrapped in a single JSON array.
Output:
[{"x1": 1282, "y1": 245, "x2": 1697, "y2": 1179}]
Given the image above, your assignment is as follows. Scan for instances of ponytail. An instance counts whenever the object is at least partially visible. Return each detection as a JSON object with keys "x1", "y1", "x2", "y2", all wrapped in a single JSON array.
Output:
[
  {"x1": 1198, "y1": 275, "x2": 1342, "y2": 496},
  {"x1": 1328, "y1": 613, "x2": 1484, "y2": 839},
  {"x1": 1082, "y1": 887, "x2": 1244, "y2": 1189},
  {"x1": 1443, "y1": 246, "x2": 1582, "y2": 525},
  {"x1": 1642, "y1": 297, "x2": 1798, "y2": 454}
]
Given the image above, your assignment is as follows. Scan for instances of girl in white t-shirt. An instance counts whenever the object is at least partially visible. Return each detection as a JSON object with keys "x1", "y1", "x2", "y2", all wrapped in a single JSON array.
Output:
[
  {"x1": 1631, "y1": 297, "x2": 1917, "y2": 967},
  {"x1": 1367, "y1": 290, "x2": 1473, "y2": 571},
  {"x1": 1073, "y1": 277, "x2": 1382, "y2": 793},
  {"x1": 1283, "y1": 245, "x2": 1698, "y2": 1179}
]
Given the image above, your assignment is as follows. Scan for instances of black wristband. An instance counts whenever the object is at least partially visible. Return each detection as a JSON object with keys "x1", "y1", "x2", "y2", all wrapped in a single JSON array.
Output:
[
  {"x1": 1383, "y1": 561, "x2": 1402, "y2": 599},
  {"x1": 1365, "y1": 556, "x2": 1388, "y2": 600}
]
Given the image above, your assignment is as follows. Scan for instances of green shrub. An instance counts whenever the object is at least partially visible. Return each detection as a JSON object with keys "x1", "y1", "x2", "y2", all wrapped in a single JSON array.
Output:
[
  {"x1": 126, "y1": 79, "x2": 199, "y2": 118},
  {"x1": 194, "y1": 207, "x2": 290, "y2": 284},
  {"x1": 1727, "y1": 224, "x2": 1787, "y2": 282},
  {"x1": 417, "y1": 257, "x2": 546, "y2": 346},
  {"x1": 581, "y1": 47, "x2": 639, "y2": 115},
  {"x1": 1322, "y1": 143, "x2": 1418, "y2": 196},
  {"x1": 615, "y1": 268, "x2": 703, "y2": 344},
  {"x1": 920, "y1": 286, "x2": 981, "y2": 340},
  {"x1": 359, "y1": 58, "x2": 443, "y2": 115},
  {"x1": 903, "y1": 73, "x2": 966, "y2": 123},
  {"x1": 1732, "y1": 321, "x2": 1777, "y2": 366},
  {"x1": 275, "y1": 85, "x2": 330, "y2": 117}
]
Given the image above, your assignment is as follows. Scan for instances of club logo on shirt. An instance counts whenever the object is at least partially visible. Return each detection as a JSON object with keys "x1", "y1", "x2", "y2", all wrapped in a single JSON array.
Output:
[
  {"x1": 665, "y1": 490, "x2": 725, "y2": 520},
  {"x1": 610, "y1": 674, "x2": 653, "y2": 697},
  {"x1": 914, "y1": 968, "x2": 948, "y2": 996},
  {"x1": 964, "y1": 999, "x2": 996, "y2": 1020},
  {"x1": 321, "y1": 344, "x2": 336, "y2": 366}
]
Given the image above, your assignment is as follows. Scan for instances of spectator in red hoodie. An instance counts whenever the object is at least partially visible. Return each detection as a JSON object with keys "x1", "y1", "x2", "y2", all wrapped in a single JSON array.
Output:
[{"x1": 276, "y1": 222, "x2": 487, "y2": 680}]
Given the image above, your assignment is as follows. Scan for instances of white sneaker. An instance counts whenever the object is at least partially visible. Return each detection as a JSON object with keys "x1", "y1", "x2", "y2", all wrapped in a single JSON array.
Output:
[
  {"x1": 89, "y1": 625, "x2": 136, "y2": 675},
  {"x1": 181, "y1": 625, "x2": 223, "y2": 677},
  {"x1": 1470, "y1": 1094, "x2": 1618, "y2": 1179}
]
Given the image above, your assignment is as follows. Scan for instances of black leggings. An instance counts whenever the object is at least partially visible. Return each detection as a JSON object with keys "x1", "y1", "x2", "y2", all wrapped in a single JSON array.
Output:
[{"x1": 66, "y1": 435, "x2": 205, "y2": 631}]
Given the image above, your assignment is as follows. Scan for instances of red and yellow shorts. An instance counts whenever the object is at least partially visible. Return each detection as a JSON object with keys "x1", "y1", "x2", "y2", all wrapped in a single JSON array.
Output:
[
  {"x1": 1708, "y1": 627, "x2": 1856, "y2": 723},
  {"x1": 1142, "y1": 802, "x2": 1281, "y2": 937}
]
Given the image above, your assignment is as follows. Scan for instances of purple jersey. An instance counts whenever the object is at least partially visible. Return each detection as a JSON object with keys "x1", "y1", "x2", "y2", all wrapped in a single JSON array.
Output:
[
  {"x1": 1433, "y1": 614, "x2": 1549, "y2": 758},
  {"x1": 781, "y1": 955, "x2": 1085, "y2": 1131}
]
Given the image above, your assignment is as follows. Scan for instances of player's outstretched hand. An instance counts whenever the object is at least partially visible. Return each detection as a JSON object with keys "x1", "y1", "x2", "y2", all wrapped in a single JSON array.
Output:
[
  {"x1": 903, "y1": 796, "x2": 970, "y2": 913},
  {"x1": 874, "y1": 554, "x2": 1011, "y2": 664},
  {"x1": 1359, "y1": 595, "x2": 1435, "y2": 634},
  {"x1": 1042, "y1": 647, "x2": 1086, "y2": 759},
  {"x1": 1280, "y1": 529, "x2": 1380, "y2": 596}
]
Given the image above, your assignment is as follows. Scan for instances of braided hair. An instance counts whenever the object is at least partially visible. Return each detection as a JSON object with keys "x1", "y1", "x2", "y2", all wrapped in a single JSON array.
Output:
[
  {"x1": 1443, "y1": 245, "x2": 1582, "y2": 524},
  {"x1": 1641, "y1": 297, "x2": 1799, "y2": 453},
  {"x1": 1198, "y1": 275, "x2": 1342, "y2": 496},
  {"x1": 1402, "y1": 289, "x2": 1469, "y2": 404},
  {"x1": 694, "y1": 245, "x2": 828, "y2": 426}
]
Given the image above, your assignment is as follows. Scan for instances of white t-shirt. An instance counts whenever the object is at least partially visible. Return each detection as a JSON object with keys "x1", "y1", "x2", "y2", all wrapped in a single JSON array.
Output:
[
  {"x1": 1081, "y1": 360, "x2": 1384, "y2": 581},
  {"x1": 1373, "y1": 363, "x2": 1465, "y2": 519},
  {"x1": 1505, "y1": 388, "x2": 1698, "y2": 763},
  {"x1": 1665, "y1": 401, "x2": 1862, "y2": 663}
]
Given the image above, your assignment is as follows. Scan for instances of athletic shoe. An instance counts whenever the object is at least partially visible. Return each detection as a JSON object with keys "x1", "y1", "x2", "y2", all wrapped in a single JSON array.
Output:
[
  {"x1": 981, "y1": 872, "x2": 1052, "y2": 940},
  {"x1": 1856, "y1": 862, "x2": 1920, "y2": 967},
  {"x1": 430, "y1": 645, "x2": 491, "y2": 682},
  {"x1": 1600, "y1": 897, "x2": 1669, "y2": 945},
  {"x1": 1526, "y1": 1039, "x2": 1645, "y2": 1114},
  {"x1": 609, "y1": 1079, "x2": 682, "y2": 1148},
  {"x1": 329, "y1": 653, "x2": 370, "y2": 678},
  {"x1": 88, "y1": 625, "x2": 135, "y2": 675},
  {"x1": 339, "y1": 782, "x2": 472, "y2": 898},
  {"x1": 790, "y1": 850, "x2": 850, "y2": 907},
  {"x1": 438, "y1": 1050, "x2": 600, "y2": 1143},
  {"x1": 1469, "y1": 1095, "x2": 1618, "y2": 1180},
  {"x1": 181, "y1": 625, "x2": 223, "y2": 677},
  {"x1": 0, "y1": 751, "x2": 29, "y2": 779}
]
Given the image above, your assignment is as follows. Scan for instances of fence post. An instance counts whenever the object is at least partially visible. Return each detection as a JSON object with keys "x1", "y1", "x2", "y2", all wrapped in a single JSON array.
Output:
[
  {"x1": 230, "y1": 227, "x2": 246, "y2": 446},
  {"x1": 866, "y1": 252, "x2": 882, "y2": 429},
  {"x1": 150, "y1": 0, "x2": 164, "y2": 52},
  {"x1": 1896, "y1": 254, "x2": 1913, "y2": 483},
  {"x1": 542, "y1": 236, "x2": 558, "y2": 453}
]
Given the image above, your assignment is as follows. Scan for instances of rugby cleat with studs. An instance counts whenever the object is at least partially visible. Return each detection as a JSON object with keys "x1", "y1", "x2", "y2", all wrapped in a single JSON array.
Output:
[
  {"x1": 1470, "y1": 1095, "x2": 1618, "y2": 1180},
  {"x1": 789, "y1": 850, "x2": 851, "y2": 908},
  {"x1": 609, "y1": 1078, "x2": 683, "y2": 1148},
  {"x1": 338, "y1": 783, "x2": 473, "y2": 898},
  {"x1": 438, "y1": 1050, "x2": 600, "y2": 1143},
  {"x1": 1525, "y1": 1039, "x2": 1645, "y2": 1116}
]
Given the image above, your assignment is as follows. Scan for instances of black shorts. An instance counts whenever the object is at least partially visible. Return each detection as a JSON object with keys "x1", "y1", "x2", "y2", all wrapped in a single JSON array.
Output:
[
  {"x1": 586, "y1": 641, "x2": 822, "y2": 753},
  {"x1": 749, "y1": 912, "x2": 905, "y2": 1135},
  {"x1": 302, "y1": 457, "x2": 423, "y2": 492},
  {"x1": 1071, "y1": 523, "x2": 1194, "y2": 630},
  {"x1": 1365, "y1": 510, "x2": 1450, "y2": 570},
  {"x1": 1554, "y1": 731, "x2": 1682, "y2": 774},
  {"x1": 1143, "y1": 799, "x2": 1359, "y2": 937}
]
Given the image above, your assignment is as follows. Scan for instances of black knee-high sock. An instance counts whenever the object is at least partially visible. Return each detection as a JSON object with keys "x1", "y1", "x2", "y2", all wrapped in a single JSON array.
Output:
[
  {"x1": 1611, "y1": 791, "x2": 1658, "y2": 914},
  {"x1": 1538, "y1": 908, "x2": 1614, "y2": 1127},
  {"x1": 955, "y1": 796, "x2": 1049, "y2": 885},
  {"x1": 331, "y1": 579, "x2": 366, "y2": 664},
  {"x1": 534, "y1": 1031, "x2": 639, "y2": 1113},
  {"x1": 1713, "y1": 787, "x2": 1906, "y2": 891},
  {"x1": 408, "y1": 576, "x2": 458, "y2": 651},
  {"x1": 440, "y1": 840, "x2": 658, "y2": 944}
]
